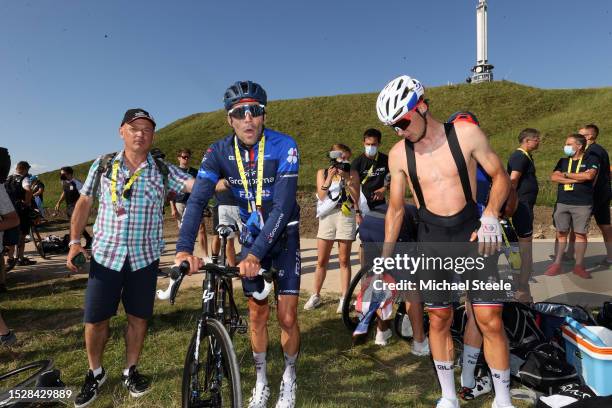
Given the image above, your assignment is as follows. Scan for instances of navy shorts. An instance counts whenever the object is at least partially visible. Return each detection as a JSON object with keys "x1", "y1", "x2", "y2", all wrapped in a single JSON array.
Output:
[
  {"x1": 240, "y1": 223, "x2": 301, "y2": 298},
  {"x1": 512, "y1": 201, "x2": 534, "y2": 238},
  {"x1": 84, "y1": 257, "x2": 159, "y2": 323}
]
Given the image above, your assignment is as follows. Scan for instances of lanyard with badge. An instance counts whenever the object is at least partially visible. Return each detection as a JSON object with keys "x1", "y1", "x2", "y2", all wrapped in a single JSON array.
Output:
[
  {"x1": 234, "y1": 134, "x2": 266, "y2": 237},
  {"x1": 516, "y1": 148, "x2": 533, "y2": 163},
  {"x1": 111, "y1": 160, "x2": 142, "y2": 220},
  {"x1": 564, "y1": 157, "x2": 583, "y2": 191},
  {"x1": 361, "y1": 153, "x2": 378, "y2": 185}
]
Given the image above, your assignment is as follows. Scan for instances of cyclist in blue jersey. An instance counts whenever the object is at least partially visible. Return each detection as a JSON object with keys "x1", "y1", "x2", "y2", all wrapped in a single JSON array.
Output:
[{"x1": 175, "y1": 81, "x2": 300, "y2": 408}]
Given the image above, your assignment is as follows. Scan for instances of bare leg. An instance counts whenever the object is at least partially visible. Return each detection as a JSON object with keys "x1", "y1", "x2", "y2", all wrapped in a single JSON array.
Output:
[
  {"x1": 312, "y1": 239, "x2": 334, "y2": 296},
  {"x1": 277, "y1": 295, "x2": 300, "y2": 355},
  {"x1": 85, "y1": 320, "x2": 110, "y2": 370},
  {"x1": 248, "y1": 298, "x2": 270, "y2": 353},
  {"x1": 337, "y1": 240, "x2": 353, "y2": 296},
  {"x1": 125, "y1": 314, "x2": 148, "y2": 368}
]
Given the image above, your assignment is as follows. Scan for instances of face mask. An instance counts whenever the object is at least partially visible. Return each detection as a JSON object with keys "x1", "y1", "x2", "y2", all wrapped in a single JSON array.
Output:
[
  {"x1": 60, "y1": 174, "x2": 67, "y2": 181},
  {"x1": 563, "y1": 145, "x2": 575, "y2": 156},
  {"x1": 365, "y1": 145, "x2": 378, "y2": 157}
]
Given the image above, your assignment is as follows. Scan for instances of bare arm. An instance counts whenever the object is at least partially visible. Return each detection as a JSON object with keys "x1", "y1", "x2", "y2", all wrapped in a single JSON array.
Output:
[
  {"x1": 55, "y1": 191, "x2": 65, "y2": 209},
  {"x1": 551, "y1": 171, "x2": 578, "y2": 184},
  {"x1": 316, "y1": 168, "x2": 336, "y2": 201},
  {"x1": 347, "y1": 169, "x2": 361, "y2": 211},
  {"x1": 509, "y1": 170, "x2": 522, "y2": 190},
  {"x1": 383, "y1": 142, "x2": 407, "y2": 257},
  {"x1": 183, "y1": 178, "x2": 194, "y2": 193},
  {"x1": 469, "y1": 126, "x2": 510, "y2": 217},
  {"x1": 566, "y1": 168, "x2": 597, "y2": 182}
]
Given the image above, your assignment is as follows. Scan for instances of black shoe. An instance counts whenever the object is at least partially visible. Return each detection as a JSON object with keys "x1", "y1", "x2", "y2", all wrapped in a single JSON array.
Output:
[
  {"x1": 5, "y1": 258, "x2": 16, "y2": 272},
  {"x1": 17, "y1": 257, "x2": 37, "y2": 266},
  {"x1": 122, "y1": 366, "x2": 151, "y2": 398},
  {"x1": 74, "y1": 368, "x2": 107, "y2": 408}
]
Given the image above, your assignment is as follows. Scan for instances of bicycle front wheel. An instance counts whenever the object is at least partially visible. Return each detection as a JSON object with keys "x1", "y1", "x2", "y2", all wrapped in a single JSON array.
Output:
[
  {"x1": 342, "y1": 266, "x2": 371, "y2": 332},
  {"x1": 30, "y1": 225, "x2": 47, "y2": 259},
  {"x1": 182, "y1": 318, "x2": 242, "y2": 408}
]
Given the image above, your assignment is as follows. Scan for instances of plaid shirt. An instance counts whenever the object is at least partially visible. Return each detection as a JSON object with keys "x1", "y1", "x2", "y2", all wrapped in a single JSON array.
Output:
[{"x1": 81, "y1": 151, "x2": 190, "y2": 272}]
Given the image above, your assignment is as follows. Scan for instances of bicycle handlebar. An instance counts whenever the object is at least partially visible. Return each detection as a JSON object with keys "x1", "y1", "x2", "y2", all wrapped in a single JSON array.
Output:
[{"x1": 156, "y1": 259, "x2": 277, "y2": 304}]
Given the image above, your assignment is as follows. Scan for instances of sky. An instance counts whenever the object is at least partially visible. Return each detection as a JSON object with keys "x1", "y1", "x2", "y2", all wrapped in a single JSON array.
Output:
[{"x1": 1, "y1": 0, "x2": 611, "y2": 174}]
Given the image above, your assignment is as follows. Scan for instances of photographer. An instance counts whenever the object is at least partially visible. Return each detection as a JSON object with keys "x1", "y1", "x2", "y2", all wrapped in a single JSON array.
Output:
[
  {"x1": 351, "y1": 128, "x2": 389, "y2": 216},
  {"x1": 305, "y1": 144, "x2": 360, "y2": 313}
]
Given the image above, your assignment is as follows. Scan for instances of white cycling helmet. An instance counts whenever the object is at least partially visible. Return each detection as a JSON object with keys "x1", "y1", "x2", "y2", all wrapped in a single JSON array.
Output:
[{"x1": 376, "y1": 75, "x2": 425, "y2": 125}]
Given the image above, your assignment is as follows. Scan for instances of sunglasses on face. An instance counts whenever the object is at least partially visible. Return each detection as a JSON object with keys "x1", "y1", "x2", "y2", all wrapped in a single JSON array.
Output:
[
  {"x1": 228, "y1": 104, "x2": 266, "y2": 120},
  {"x1": 179, "y1": 155, "x2": 190, "y2": 160},
  {"x1": 390, "y1": 108, "x2": 418, "y2": 132}
]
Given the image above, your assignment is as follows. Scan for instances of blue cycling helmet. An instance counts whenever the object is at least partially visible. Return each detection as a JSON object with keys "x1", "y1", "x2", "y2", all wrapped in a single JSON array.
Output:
[
  {"x1": 447, "y1": 111, "x2": 480, "y2": 126},
  {"x1": 223, "y1": 80, "x2": 267, "y2": 111}
]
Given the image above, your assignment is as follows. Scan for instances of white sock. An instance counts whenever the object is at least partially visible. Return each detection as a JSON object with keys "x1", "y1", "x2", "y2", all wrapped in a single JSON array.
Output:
[
  {"x1": 282, "y1": 352, "x2": 298, "y2": 383},
  {"x1": 490, "y1": 368, "x2": 512, "y2": 407},
  {"x1": 92, "y1": 366, "x2": 103, "y2": 377},
  {"x1": 253, "y1": 352, "x2": 267, "y2": 385},
  {"x1": 434, "y1": 360, "x2": 456, "y2": 401},
  {"x1": 461, "y1": 344, "x2": 481, "y2": 388}
]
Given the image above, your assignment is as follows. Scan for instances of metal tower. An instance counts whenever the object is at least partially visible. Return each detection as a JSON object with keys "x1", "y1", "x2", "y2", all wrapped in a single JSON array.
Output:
[{"x1": 468, "y1": 0, "x2": 494, "y2": 83}]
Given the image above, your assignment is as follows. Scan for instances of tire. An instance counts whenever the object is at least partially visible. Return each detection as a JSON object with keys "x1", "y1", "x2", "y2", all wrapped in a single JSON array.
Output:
[
  {"x1": 341, "y1": 266, "x2": 372, "y2": 332},
  {"x1": 0, "y1": 360, "x2": 54, "y2": 403},
  {"x1": 30, "y1": 226, "x2": 47, "y2": 260},
  {"x1": 182, "y1": 318, "x2": 242, "y2": 408}
]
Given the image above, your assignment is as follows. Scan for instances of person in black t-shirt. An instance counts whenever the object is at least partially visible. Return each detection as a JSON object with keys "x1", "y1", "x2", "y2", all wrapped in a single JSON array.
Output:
[
  {"x1": 580, "y1": 124, "x2": 612, "y2": 265},
  {"x1": 547, "y1": 134, "x2": 599, "y2": 279},
  {"x1": 507, "y1": 128, "x2": 540, "y2": 297},
  {"x1": 350, "y1": 128, "x2": 389, "y2": 217},
  {"x1": 55, "y1": 166, "x2": 92, "y2": 249},
  {"x1": 170, "y1": 148, "x2": 199, "y2": 228}
]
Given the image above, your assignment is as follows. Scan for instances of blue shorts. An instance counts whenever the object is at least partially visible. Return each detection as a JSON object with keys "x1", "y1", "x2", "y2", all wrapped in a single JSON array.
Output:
[
  {"x1": 84, "y1": 257, "x2": 159, "y2": 323},
  {"x1": 240, "y1": 223, "x2": 301, "y2": 297}
]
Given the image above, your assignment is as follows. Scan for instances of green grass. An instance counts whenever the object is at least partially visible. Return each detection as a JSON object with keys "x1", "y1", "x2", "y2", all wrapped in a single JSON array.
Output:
[
  {"x1": 35, "y1": 81, "x2": 612, "y2": 207},
  {"x1": 0, "y1": 277, "x2": 531, "y2": 407}
]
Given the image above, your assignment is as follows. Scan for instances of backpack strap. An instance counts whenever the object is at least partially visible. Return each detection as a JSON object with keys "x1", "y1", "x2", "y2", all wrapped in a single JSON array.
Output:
[
  {"x1": 444, "y1": 123, "x2": 473, "y2": 204},
  {"x1": 153, "y1": 157, "x2": 170, "y2": 197},
  {"x1": 91, "y1": 152, "x2": 117, "y2": 198}
]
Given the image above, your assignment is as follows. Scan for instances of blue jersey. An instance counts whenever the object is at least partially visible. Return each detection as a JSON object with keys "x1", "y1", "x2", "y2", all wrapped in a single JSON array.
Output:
[{"x1": 176, "y1": 128, "x2": 300, "y2": 260}]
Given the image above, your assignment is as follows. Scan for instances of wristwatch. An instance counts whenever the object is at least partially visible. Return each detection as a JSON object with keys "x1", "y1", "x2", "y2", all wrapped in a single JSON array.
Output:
[
  {"x1": 355, "y1": 209, "x2": 362, "y2": 215},
  {"x1": 68, "y1": 239, "x2": 82, "y2": 247}
]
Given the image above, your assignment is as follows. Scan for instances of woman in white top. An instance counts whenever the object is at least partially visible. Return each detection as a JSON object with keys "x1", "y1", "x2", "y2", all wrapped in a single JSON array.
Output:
[{"x1": 305, "y1": 144, "x2": 361, "y2": 313}]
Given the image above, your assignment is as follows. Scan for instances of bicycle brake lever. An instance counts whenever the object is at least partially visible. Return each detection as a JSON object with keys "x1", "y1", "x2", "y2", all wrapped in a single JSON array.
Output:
[{"x1": 251, "y1": 268, "x2": 275, "y2": 300}]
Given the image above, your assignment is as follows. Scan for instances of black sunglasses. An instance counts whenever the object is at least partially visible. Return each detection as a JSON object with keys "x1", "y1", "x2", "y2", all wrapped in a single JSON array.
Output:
[
  {"x1": 391, "y1": 117, "x2": 412, "y2": 132},
  {"x1": 179, "y1": 155, "x2": 190, "y2": 159},
  {"x1": 228, "y1": 104, "x2": 266, "y2": 120}
]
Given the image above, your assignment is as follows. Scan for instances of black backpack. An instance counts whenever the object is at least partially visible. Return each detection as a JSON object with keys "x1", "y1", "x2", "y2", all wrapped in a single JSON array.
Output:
[
  {"x1": 5, "y1": 174, "x2": 26, "y2": 204},
  {"x1": 0, "y1": 147, "x2": 10, "y2": 184},
  {"x1": 519, "y1": 343, "x2": 579, "y2": 394},
  {"x1": 503, "y1": 302, "x2": 546, "y2": 347}
]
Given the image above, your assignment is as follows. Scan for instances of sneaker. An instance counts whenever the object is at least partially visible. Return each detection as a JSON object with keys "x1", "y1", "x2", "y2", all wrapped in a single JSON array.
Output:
[
  {"x1": 74, "y1": 368, "x2": 107, "y2": 408},
  {"x1": 491, "y1": 399, "x2": 516, "y2": 408},
  {"x1": 275, "y1": 380, "x2": 297, "y2": 408},
  {"x1": 598, "y1": 258, "x2": 612, "y2": 268},
  {"x1": 0, "y1": 331, "x2": 17, "y2": 347},
  {"x1": 303, "y1": 294, "x2": 321, "y2": 310},
  {"x1": 459, "y1": 374, "x2": 492, "y2": 400},
  {"x1": 572, "y1": 265, "x2": 592, "y2": 279},
  {"x1": 122, "y1": 366, "x2": 151, "y2": 398},
  {"x1": 336, "y1": 297, "x2": 344, "y2": 314},
  {"x1": 400, "y1": 315, "x2": 413, "y2": 337},
  {"x1": 436, "y1": 397, "x2": 459, "y2": 408},
  {"x1": 544, "y1": 263, "x2": 563, "y2": 277},
  {"x1": 247, "y1": 382, "x2": 270, "y2": 408},
  {"x1": 17, "y1": 257, "x2": 36, "y2": 266},
  {"x1": 411, "y1": 338, "x2": 430, "y2": 356},
  {"x1": 374, "y1": 328, "x2": 392, "y2": 346}
]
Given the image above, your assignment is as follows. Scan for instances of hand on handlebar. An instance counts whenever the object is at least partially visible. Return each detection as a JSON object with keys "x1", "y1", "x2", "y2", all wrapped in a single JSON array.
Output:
[
  {"x1": 175, "y1": 252, "x2": 202, "y2": 275},
  {"x1": 239, "y1": 253, "x2": 261, "y2": 278}
]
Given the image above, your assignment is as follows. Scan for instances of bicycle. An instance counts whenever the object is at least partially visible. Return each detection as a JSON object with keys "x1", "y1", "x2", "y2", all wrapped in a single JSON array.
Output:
[
  {"x1": 28, "y1": 209, "x2": 47, "y2": 260},
  {"x1": 158, "y1": 224, "x2": 276, "y2": 408}
]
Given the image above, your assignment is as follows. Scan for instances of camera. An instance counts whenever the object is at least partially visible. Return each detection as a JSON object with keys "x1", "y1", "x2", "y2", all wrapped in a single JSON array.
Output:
[{"x1": 329, "y1": 150, "x2": 350, "y2": 172}]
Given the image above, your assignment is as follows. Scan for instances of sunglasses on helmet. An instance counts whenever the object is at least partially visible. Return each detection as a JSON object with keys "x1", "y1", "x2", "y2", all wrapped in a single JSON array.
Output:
[{"x1": 228, "y1": 104, "x2": 266, "y2": 120}]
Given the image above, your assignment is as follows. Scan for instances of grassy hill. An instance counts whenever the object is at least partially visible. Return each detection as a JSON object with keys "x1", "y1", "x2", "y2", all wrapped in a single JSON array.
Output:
[{"x1": 36, "y1": 81, "x2": 612, "y2": 207}]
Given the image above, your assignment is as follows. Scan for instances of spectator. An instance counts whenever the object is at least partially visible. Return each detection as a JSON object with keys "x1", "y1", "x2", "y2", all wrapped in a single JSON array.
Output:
[
  {"x1": 5, "y1": 161, "x2": 35, "y2": 268},
  {"x1": 55, "y1": 166, "x2": 92, "y2": 249},
  {"x1": 305, "y1": 144, "x2": 361, "y2": 313},
  {"x1": 351, "y1": 128, "x2": 389, "y2": 215},
  {"x1": 210, "y1": 179, "x2": 240, "y2": 266},
  {"x1": 169, "y1": 148, "x2": 198, "y2": 228},
  {"x1": 30, "y1": 175, "x2": 45, "y2": 218},
  {"x1": 507, "y1": 128, "x2": 540, "y2": 298},
  {"x1": 66, "y1": 108, "x2": 193, "y2": 407},
  {"x1": 547, "y1": 134, "x2": 598, "y2": 278},
  {"x1": 1, "y1": 181, "x2": 19, "y2": 344}
]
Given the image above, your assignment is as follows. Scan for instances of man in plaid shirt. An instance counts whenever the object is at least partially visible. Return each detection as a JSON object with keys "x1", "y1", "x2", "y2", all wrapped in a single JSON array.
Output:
[{"x1": 66, "y1": 109, "x2": 194, "y2": 408}]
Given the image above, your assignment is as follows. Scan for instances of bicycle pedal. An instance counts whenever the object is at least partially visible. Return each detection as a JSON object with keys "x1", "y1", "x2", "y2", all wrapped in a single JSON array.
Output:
[{"x1": 236, "y1": 318, "x2": 248, "y2": 334}]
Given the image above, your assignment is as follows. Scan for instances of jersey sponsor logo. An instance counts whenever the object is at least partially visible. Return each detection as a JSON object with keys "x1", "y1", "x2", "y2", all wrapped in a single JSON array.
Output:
[
  {"x1": 286, "y1": 147, "x2": 298, "y2": 164},
  {"x1": 238, "y1": 189, "x2": 271, "y2": 199},
  {"x1": 227, "y1": 175, "x2": 275, "y2": 186},
  {"x1": 266, "y1": 213, "x2": 284, "y2": 243}
]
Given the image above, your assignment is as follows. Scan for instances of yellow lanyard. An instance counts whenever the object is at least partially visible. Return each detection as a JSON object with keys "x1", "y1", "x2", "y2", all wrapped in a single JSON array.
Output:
[
  {"x1": 361, "y1": 153, "x2": 378, "y2": 185},
  {"x1": 111, "y1": 160, "x2": 143, "y2": 207},
  {"x1": 517, "y1": 148, "x2": 533, "y2": 163},
  {"x1": 564, "y1": 157, "x2": 583, "y2": 191},
  {"x1": 234, "y1": 134, "x2": 265, "y2": 213}
]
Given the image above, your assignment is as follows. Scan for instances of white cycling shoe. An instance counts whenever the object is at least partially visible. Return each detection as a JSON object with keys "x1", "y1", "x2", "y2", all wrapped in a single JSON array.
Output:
[
  {"x1": 275, "y1": 380, "x2": 297, "y2": 408},
  {"x1": 247, "y1": 382, "x2": 270, "y2": 408},
  {"x1": 436, "y1": 397, "x2": 459, "y2": 408},
  {"x1": 374, "y1": 328, "x2": 392, "y2": 346},
  {"x1": 411, "y1": 338, "x2": 430, "y2": 356},
  {"x1": 303, "y1": 294, "x2": 321, "y2": 310}
]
